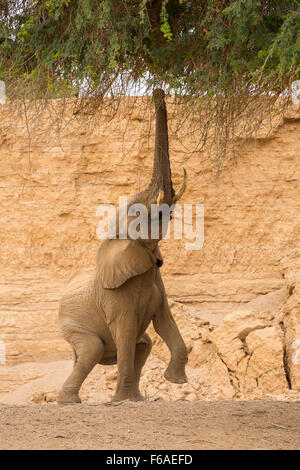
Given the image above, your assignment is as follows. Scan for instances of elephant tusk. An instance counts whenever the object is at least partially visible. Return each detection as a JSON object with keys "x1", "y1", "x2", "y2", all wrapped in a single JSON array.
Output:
[
  {"x1": 173, "y1": 167, "x2": 187, "y2": 203},
  {"x1": 156, "y1": 190, "x2": 164, "y2": 206}
]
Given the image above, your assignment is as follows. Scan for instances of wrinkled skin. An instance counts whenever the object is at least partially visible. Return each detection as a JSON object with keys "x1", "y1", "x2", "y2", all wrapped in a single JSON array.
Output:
[{"x1": 57, "y1": 90, "x2": 188, "y2": 404}]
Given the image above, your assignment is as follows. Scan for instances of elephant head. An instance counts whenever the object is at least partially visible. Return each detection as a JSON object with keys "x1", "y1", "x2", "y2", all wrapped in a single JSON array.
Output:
[{"x1": 97, "y1": 88, "x2": 187, "y2": 289}]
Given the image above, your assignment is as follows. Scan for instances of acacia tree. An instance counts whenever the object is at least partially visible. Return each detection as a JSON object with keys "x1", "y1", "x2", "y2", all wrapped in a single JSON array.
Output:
[{"x1": 0, "y1": 0, "x2": 299, "y2": 166}]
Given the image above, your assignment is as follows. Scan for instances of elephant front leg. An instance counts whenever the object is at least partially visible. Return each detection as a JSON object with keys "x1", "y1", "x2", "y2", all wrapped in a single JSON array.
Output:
[
  {"x1": 111, "y1": 316, "x2": 138, "y2": 403},
  {"x1": 132, "y1": 333, "x2": 152, "y2": 400},
  {"x1": 153, "y1": 301, "x2": 188, "y2": 384}
]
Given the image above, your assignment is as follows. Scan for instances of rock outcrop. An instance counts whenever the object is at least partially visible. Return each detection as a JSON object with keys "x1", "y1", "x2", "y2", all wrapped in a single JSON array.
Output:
[{"x1": 280, "y1": 249, "x2": 300, "y2": 390}]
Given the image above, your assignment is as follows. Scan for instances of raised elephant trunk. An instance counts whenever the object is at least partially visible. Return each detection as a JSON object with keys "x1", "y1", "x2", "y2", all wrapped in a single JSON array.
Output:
[
  {"x1": 151, "y1": 89, "x2": 175, "y2": 205},
  {"x1": 116, "y1": 89, "x2": 187, "y2": 241},
  {"x1": 150, "y1": 89, "x2": 187, "y2": 207}
]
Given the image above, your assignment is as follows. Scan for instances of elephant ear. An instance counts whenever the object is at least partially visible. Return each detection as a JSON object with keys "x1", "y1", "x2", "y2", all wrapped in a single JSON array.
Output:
[{"x1": 97, "y1": 238, "x2": 156, "y2": 289}]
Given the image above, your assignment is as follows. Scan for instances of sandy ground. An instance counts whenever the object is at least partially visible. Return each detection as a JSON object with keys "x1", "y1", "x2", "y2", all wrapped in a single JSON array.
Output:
[
  {"x1": 1, "y1": 360, "x2": 300, "y2": 450},
  {"x1": 0, "y1": 401, "x2": 300, "y2": 450}
]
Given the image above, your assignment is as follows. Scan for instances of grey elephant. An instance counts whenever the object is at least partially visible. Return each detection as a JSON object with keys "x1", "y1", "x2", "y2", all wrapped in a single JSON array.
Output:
[{"x1": 57, "y1": 89, "x2": 188, "y2": 404}]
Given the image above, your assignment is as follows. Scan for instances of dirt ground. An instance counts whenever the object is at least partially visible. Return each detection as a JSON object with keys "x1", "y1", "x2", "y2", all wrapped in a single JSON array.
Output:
[{"x1": 0, "y1": 400, "x2": 299, "y2": 450}]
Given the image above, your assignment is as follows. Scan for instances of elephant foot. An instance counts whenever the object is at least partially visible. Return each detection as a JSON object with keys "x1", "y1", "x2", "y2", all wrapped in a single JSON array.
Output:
[
  {"x1": 57, "y1": 390, "x2": 81, "y2": 405},
  {"x1": 132, "y1": 391, "x2": 146, "y2": 401},
  {"x1": 111, "y1": 391, "x2": 145, "y2": 403},
  {"x1": 164, "y1": 366, "x2": 188, "y2": 384}
]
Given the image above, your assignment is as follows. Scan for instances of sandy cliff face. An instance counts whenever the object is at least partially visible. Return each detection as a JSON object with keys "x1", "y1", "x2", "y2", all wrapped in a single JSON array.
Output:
[{"x1": 0, "y1": 98, "x2": 299, "y2": 401}]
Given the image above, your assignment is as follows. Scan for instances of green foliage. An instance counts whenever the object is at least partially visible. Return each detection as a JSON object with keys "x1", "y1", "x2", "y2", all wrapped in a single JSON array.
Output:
[
  {"x1": 0, "y1": 0, "x2": 299, "y2": 98},
  {"x1": 160, "y1": 0, "x2": 173, "y2": 41}
]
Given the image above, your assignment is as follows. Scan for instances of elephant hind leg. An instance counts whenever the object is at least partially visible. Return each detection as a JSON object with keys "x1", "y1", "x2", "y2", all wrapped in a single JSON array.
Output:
[
  {"x1": 72, "y1": 347, "x2": 78, "y2": 368},
  {"x1": 57, "y1": 331, "x2": 104, "y2": 405}
]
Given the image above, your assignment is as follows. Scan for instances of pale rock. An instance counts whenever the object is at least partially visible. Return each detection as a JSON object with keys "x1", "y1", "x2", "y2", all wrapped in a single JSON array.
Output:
[
  {"x1": 242, "y1": 326, "x2": 288, "y2": 395},
  {"x1": 195, "y1": 351, "x2": 236, "y2": 399},
  {"x1": 210, "y1": 309, "x2": 266, "y2": 371},
  {"x1": 156, "y1": 392, "x2": 169, "y2": 401},
  {"x1": 171, "y1": 388, "x2": 184, "y2": 400},
  {"x1": 188, "y1": 341, "x2": 214, "y2": 368},
  {"x1": 159, "y1": 383, "x2": 167, "y2": 391},
  {"x1": 281, "y1": 249, "x2": 300, "y2": 390},
  {"x1": 200, "y1": 329, "x2": 212, "y2": 344},
  {"x1": 186, "y1": 393, "x2": 197, "y2": 401}
]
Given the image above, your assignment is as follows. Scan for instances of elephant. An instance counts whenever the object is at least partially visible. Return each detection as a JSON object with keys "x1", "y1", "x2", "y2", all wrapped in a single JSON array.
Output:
[{"x1": 57, "y1": 89, "x2": 188, "y2": 404}]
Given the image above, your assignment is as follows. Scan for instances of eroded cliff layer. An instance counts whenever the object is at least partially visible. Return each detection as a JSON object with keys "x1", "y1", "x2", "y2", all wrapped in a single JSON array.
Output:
[{"x1": 0, "y1": 98, "x2": 299, "y2": 400}]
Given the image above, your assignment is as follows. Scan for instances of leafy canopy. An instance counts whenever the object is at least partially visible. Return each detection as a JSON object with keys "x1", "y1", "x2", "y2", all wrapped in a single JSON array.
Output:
[
  {"x1": 0, "y1": 0, "x2": 299, "y2": 98},
  {"x1": 0, "y1": 1, "x2": 299, "y2": 169}
]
